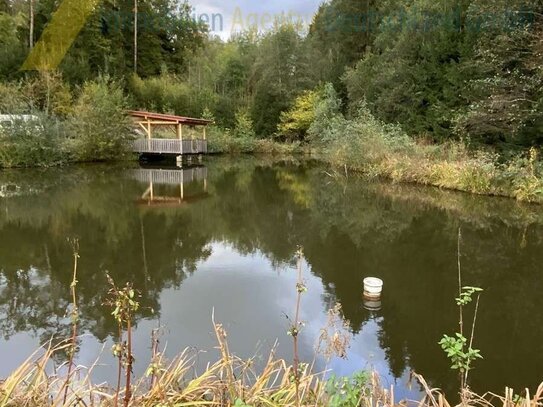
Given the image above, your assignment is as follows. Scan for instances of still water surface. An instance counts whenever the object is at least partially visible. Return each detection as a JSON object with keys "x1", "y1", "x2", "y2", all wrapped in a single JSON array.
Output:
[{"x1": 0, "y1": 157, "x2": 542, "y2": 398}]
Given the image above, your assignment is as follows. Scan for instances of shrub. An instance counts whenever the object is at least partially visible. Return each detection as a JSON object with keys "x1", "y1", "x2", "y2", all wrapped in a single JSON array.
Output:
[
  {"x1": 0, "y1": 82, "x2": 28, "y2": 114},
  {"x1": 66, "y1": 78, "x2": 133, "y2": 162},
  {"x1": 308, "y1": 83, "x2": 343, "y2": 144},
  {"x1": 0, "y1": 115, "x2": 68, "y2": 168},
  {"x1": 232, "y1": 110, "x2": 256, "y2": 140},
  {"x1": 21, "y1": 71, "x2": 73, "y2": 117},
  {"x1": 277, "y1": 89, "x2": 322, "y2": 142},
  {"x1": 308, "y1": 89, "x2": 543, "y2": 203}
]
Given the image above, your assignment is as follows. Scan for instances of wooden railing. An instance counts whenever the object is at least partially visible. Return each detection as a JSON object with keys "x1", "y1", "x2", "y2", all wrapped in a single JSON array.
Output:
[{"x1": 133, "y1": 139, "x2": 207, "y2": 155}]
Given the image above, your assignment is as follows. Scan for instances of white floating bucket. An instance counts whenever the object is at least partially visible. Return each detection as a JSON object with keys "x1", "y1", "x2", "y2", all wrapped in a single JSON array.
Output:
[{"x1": 363, "y1": 277, "x2": 383, "y2": 300}]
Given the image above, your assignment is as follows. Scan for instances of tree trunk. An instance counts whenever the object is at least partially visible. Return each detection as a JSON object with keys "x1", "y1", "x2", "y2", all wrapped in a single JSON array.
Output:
[
  {"x1": 134, "y1": 0, "x2": 138, "y2": 74},
  {"x1": 29, "y1": 0, "x2": 34, "y2": 49}
]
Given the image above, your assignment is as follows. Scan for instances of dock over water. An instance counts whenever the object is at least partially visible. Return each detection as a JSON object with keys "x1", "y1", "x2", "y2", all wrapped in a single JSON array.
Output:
[{"x1": 129, "y1": 111, "x2": 213, "y2": 156}]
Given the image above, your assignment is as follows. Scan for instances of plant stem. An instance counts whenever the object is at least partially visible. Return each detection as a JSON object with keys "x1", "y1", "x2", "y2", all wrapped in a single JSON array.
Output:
[
  {"x1": 457, "y1": 228, "x2": 465, "y2": 390},
  {"x1": 457, "y1": 228, "x2": 463, "y2": 338},
  {"x1": 62, "y1": 240, "x2": 79, "y2": 405},
  {"x1": 465, "y1": 294, "x2": 481, "y2": 385},
  {"x1": 293, "y1": 249, "x2": 304, "y2": 407},
  {"x1": 115, "y1": 324, "x2": 122, "y2": 407},
  {"x1": 124, "y1": 318, "x2": 133, "y2": 407}
]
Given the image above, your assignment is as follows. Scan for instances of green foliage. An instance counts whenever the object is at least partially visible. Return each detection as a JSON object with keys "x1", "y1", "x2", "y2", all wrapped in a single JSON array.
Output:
[
  {"x1": 250, "y1": 24, "x2": 313, "y2": 136},
  {"x1": 0, "y1": 12, "x2": 26, "y2": 80},
  {"x1": 325, "y1": 371, "x2": 369, "y2": 407},
  {"x1": 307, "y1": 0, "x2": 377, "y2": 90},
  {"x1": 233, "y1": 110, "x2": 256, "y2": 140},
  {"x1": 439, "y1": 282, "x2": 484, "y2": 384},
  {"x1": 21, "y1": 71, "x2": 73, "y2": 116},
  {"x1": 310, "y1": 93, "x2": 543, "y2": 203},
  {"x1": 456, "y1": 286, "x2": 483, "y2": 306},
  {"x1": 278, "y1": 89, "x2": 322, "y2": 141},
  {"x1": 67, "y1": 78, "x2": 133, "y2": 162},
  {"x1": 0, "y1": 82, "x2": 28, "y2": 114},
  {"x1": 439, "y1": 333, "x2": 483, "y2": 372},
  {"x1": 308, "y1": 83, "x2": 344, "y2": 144},
  {"x1": 453, "y1": 1, "x2": 543, "y2": 146},
  {"x1": 343, "y1": 0, "x2": 470, "y2": 140},
  {"x1": 0, "y1": 115, "x2": 68, "y2": 168}
]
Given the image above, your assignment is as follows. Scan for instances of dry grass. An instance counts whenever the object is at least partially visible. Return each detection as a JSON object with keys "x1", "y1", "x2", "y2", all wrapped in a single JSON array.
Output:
[
  {"x1": 0, "y1": 322, "x2": 325, "y2": 407},
  {"x1": 315, "y1": 105, "x2": 543, "y2": 204},
  {"x1": 2, "y1": 331, "x2": 542, "y2": 407},
  {"x1": 411, "y1": 372, "x2": 543, "y2": 407}
]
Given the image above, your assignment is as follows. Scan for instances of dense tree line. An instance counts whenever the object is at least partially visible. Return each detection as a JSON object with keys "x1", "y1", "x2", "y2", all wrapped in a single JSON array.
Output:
[{"x1": 1, "y1": 0, "x2": 543, "y2": 148}]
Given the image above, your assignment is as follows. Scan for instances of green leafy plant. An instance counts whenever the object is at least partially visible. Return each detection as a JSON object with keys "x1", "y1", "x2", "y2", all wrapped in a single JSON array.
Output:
[
  {"x1": 104, "y1": 275, "x2": 140, "y2": 407},
  {"x1": 325, "y1": 371, "x2": 369, "y2": 407},
  {"x1": 439, "y1": 229, "x2": 484, "y2": 394},
  {"x1": 439, "y1": 332, "x2": 482, "y2": 372}
]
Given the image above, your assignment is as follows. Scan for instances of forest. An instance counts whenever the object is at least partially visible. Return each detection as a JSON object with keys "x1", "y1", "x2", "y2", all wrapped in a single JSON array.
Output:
[{"x1": 1, "y1": 0, "x2": 543, "y2": 201}]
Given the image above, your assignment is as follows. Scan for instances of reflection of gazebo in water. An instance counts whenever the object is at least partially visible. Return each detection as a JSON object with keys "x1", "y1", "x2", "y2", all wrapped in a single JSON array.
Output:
[{"x1": 132, "y1": 167, "x2": 209, "y2": 208}]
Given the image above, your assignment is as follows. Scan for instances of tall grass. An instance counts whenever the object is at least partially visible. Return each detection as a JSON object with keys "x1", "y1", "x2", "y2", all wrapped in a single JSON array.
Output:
[
  {"x1": 2, "y1": 334, "x2": 541, "y2": 406},
  {"x1": 310, "y1": 102, "x2": 543, "y2": 204}
]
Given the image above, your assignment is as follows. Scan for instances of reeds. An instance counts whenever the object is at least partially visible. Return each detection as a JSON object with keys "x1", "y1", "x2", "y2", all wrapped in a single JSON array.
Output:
[{"x1": 1, "y1": 323, "x2": 543, "y2": 406}]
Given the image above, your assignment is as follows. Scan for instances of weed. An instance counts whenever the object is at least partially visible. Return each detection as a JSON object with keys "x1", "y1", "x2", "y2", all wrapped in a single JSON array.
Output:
[{"x1": 439, "y1": 229, "x2": 484, "y2": 399}]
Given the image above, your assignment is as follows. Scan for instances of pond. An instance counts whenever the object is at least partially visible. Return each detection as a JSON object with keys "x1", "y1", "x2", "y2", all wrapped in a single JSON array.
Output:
[{"x1": 0, "y1": 156, "x2": 542, "y2": 399}]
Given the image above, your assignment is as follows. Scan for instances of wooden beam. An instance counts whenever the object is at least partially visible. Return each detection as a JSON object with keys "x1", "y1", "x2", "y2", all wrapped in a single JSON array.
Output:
[
  {"x1": 177, "y1": 123, "x2": 183, "y2": 140},
  {"x1": 138, "y1": 122, "x2": 149, "y2": 137},
  {"x1": 138, "y1": 120, "x2": 183, "y2": 126}
]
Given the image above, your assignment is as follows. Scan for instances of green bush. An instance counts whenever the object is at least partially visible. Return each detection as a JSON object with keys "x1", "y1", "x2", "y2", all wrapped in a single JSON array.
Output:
[
  {"x1": 66, "y1": 78, "x2": 133, "y2": 162},
  {"x1": 0, "y1": 116, "x2": 68, "y2": 168},
  {"x1": 277, "y1": 89, "x2": 322, "y2": 141},
  {"x1": 0, "y1": 82, "x2": 28, "y2": 114},
  {"x1": 307, "y1": 84, "x2": 543, "y2": 203}
]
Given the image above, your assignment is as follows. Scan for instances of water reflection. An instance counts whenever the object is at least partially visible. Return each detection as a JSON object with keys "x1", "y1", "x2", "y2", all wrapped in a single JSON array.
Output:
[
  {"x1": 0, "y1": 157, "x2": 542, "y2": 397},
  {"x1": 132, "y1": 166, "x2": 209, "y2": 207}
]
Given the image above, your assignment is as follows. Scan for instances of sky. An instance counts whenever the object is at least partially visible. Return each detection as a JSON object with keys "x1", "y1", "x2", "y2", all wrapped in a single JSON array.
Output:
[{"x1": 190, "y1": 0, "x2": 324, "y2": 39}]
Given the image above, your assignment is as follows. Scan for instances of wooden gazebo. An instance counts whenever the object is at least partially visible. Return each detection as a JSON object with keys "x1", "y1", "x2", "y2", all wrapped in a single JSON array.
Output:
[{"x1": 129, "y1": 110, "x2": 213, "y2": 156}]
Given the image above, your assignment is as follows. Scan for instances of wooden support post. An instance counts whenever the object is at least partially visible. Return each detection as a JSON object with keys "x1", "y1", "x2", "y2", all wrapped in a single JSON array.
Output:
[
  {"x1": 146, "y1": 120, "x2": 152, "y2": 150},
  {"x1": 146, "y1": 120, "x2": 152, "y2": 139},
  {"x1": 203, "y1": 126, "x2": 207, "y2": 140},
  {"x1": 177, "y1": 123, "x2": 183, "y2": 140}
]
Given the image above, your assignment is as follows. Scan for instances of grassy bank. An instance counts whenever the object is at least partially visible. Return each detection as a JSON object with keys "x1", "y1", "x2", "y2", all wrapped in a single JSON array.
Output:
[{"x1": 305, "y1": 88, "x2": 543, "y2": 204}]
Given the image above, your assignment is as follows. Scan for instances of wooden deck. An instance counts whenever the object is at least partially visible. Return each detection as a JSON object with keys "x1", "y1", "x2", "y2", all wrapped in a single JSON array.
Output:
[
  {"x1": 129, "y1": 110, "x2": 212, "y2": 156},
  {"x1": 133, "y1": 139, "x2": 208, "y2": 155}
]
